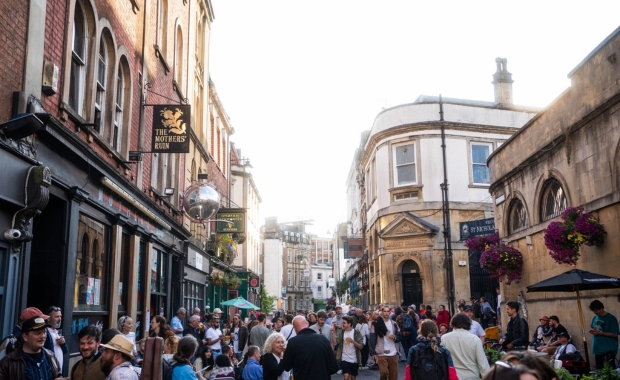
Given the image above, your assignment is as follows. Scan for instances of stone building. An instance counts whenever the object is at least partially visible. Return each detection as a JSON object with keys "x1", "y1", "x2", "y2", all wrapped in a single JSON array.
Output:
[
  {"x1": 346, "y1": 59, "x2": 540, "y2": 311},
  {"x1": 488, "y1": 26, "x2": 620, "y2": 356}
]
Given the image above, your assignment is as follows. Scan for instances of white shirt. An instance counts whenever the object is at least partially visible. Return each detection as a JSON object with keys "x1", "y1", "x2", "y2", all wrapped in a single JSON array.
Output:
[
  {"x1": 233, "y1": 327, "x2": 239, "y2": 352},
  {"x1": 469, "y1": 320, "x2": 486, "y2": 337},
  {"x1": 271, "y1": 353, "x2": 291, "y2": 380},
  {"x1": 382, "y1": 319, "x2": 397, "y2": 356},
  {"x1": 47, "y1": 327, "x2": 63, "y2": 371},
  {"x1": 355, "y1": 322, "x2": 369, "y2": 345},
  {"x1": 280, "y1": 324, "x2": 296, "y2": 342},
  {"x1": 441, "y1": 329, "x2": 490, "y2": 380},
  {"x1": 342, "y1": 329, "x2": 357, "y2": 363},
  {"x1": 206, "y1": 327, "x2": 222, "y2": 350},
  {"x1": 497, "y1": 294, "x2": 502, "y2": 310},
  {"x1": 554, "y1": 343, "x2": 577, "y2": 359}
]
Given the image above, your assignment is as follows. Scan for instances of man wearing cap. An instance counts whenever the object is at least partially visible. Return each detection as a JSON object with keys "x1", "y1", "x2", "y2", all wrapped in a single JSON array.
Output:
[
  {"x1": 0, "y1": 315, "x2": 62, "y2": 379},
  {"x1": 99, "y1": 334, "x2": 138, "y2": 379},
  {"x1": 1, "y1": 307, "x2": 48, "y2": 355},
  {"x1": 463, "y1": 305, "x2": 486, "y2": 344},
  {"x1": 553, "y1": 332, "x2": 576, "y2": 360},
  {"x1": 530, "y1": 316, "x2": 554, "y2": 349},
  {"x1": 212, "y1": 307, "x2": 223, "y2": 329},
  {"x1": 71, "y1": 325, "x2": 105, "y2": 380},
  {"x1": 537, "y1": 315, "x2": 569, "y2": 355}
]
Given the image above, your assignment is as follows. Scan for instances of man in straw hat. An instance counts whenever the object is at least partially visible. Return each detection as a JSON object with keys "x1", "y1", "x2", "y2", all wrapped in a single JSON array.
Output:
[
  {"x1": 0, "y1": 315, "x2": 62, "y2": 379},
  {"x1": 99, "y1": 334, "x2": 138, "y2": 379}
]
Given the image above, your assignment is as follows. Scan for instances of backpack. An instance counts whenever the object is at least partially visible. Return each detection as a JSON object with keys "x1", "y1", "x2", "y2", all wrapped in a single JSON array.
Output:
[
  {"x1": 473, "y1": 301, "x2": 482, "y2": 318},
  {"x1": 163, "y1": 360, "x2": 187, "y2": 380},
  {"x1": 402, "y1": 314, "x2": 414, "y2": 332},
  {"x1": 410, "y1": 346, "x2": 448, "y2": 380}
]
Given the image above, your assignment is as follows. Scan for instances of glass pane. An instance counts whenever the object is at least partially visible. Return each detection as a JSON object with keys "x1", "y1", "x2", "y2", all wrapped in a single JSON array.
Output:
[
  {"x1": 472, "y1": 144, "x2": 490, "y2": 164},
  {"x1": 69, "y1": 59, "x2": 80, "y2": 110},
  {"x1": 473, "y1": 164, "x2": 490, "y2": 184},
  {"x1": 74, "y1": 214, "x2": 108, "y2": 311},
  {"x1": 397, "y1": 164, "x2": 416, "y2": 184},
  {"x1": 151, "y1": 250, "x2": 159, "y2": 292},
  {"x1": 160, "y1": 253, "x2": 166, "y2": 293},
  {"x1": 395, "y1": 144, "x2": 415, "y2": 165},
  {"x1": 72, "y1": 5, "x2": 85, "y2": 58}
]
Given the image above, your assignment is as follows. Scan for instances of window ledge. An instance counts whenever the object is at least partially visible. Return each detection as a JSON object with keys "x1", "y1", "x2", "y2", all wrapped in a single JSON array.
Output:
[
  {"x1": 469, "y1": 184, "x2": 490, "y2": 189},
  {"x1": 60, "y1": 102, "x2": 86, "y2": 128},
  {"x1": 388, "y1": 184, "x2": 423, "y2": 193},
  {"x1": 154, "y1": 45, "x2": 170, "y2": 74},
  {"x1": 82, "y1": 126, "x2": 132, "y2": 170}
]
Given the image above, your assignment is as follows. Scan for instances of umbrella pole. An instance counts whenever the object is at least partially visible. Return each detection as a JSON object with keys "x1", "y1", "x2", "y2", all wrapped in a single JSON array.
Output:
[{"x1": 576, "y1": 290, "x2": 591, "y2": 370}]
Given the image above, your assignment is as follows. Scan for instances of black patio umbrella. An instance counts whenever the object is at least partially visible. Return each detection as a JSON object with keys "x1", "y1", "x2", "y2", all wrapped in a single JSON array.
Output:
[{"x1": 527, "y1": 269, "x2": 620, "y2": 370}]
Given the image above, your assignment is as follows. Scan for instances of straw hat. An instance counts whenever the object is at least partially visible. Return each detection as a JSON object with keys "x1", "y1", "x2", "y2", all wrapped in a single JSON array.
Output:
[{"x1": 100, "y1": 334, "x2": 135, "y2": 359}]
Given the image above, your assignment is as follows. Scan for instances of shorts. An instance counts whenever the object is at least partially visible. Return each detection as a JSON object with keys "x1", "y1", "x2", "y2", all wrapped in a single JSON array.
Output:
[{"x1": 340, "y1": 360, "x2": 359, "y2": 376}]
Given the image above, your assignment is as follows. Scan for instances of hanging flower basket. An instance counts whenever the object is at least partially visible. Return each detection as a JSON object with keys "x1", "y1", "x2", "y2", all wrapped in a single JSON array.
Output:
[
  {"x1": 543, "y1": 207, "x2": 606, "y2": 266},
  {"x1": 464, "y1": 232, "x2": 500, "y2": 252},
  {"x1": 225, "y1": 274, "x2": 241, "y2": 289},
  {"x1": 211, "y1": 273, "x2": 226, "y2": 287},
  {"x1": 479, "y1": 243, "x2": 523, "y2": 285}
]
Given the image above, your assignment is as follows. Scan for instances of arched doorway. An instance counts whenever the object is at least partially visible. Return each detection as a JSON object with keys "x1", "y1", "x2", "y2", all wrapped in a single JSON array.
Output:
[{"x1": 401, "y1": 260, "x2": 422, "y2": 307}]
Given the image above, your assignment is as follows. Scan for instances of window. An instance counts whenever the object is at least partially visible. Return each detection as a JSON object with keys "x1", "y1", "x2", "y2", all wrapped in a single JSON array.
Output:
[
  {"x1": 394, "y1": 191, "x2": 418, "y2": 201},
  {"x1": 318, "y1": 286, "x2": 323, "y2": 298},
  {"x1": 95, "y1": 36, "x2": 107, "y2": 133},
  {"x1": 74, "y1": 214, "x2": 108, "y2": 311},
  {"x1": 508, "y1": 199, "x2": 528, "y2": 234},
  {"x1": 69, "y1": 2, "x2": 88, "y2": 116},
  {"x1": 287, "y1": 249, "x2": 291, "y2": 262},
  {"x1": 113, "y1": 58, "x2": 130, "y2": 152},
  {"x1": 541, "y1": 179, "x2": 567, "y2": 221},
  {"x1": 258, "y1": 262, "x2": 262, "y2": 275},
  {"x1": 175, "y1": 26, "x2": 183, "y2": 89},
  {"x1": 317, "y1": 273, "x2": 322, "y2": 280},
  {"x1": 118, "y1": 233, "x2": 130, "y2": 312},
  {"x1": 151, "y1": 248, "x2": 167, "y2": 294},
  {"x1": 157, "y1": 0, "x2": 168, "y2": 57},
  {"x1": 183, "y1": 280, "x2": 204, "y2": 317},
  {"x1": 287, "y1": 270, "x2": 291, "y2": 286},
  {"x1": 393, "y1": 143, "x2": 416, "y2": 186},
  {"x1": 471, "y1": 143, "x2": 492, "y2": 185}
]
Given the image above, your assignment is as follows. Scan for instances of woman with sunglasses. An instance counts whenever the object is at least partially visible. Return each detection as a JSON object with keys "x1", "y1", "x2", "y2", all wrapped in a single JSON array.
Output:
[{"x1": 118, "y1": 315, "x2": 136, "y2": 356}]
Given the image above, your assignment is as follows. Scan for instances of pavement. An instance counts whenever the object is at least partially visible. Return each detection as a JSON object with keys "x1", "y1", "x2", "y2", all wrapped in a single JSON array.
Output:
[{"x1": 331, "y1": 360, "x2": 408, "y2": 379}]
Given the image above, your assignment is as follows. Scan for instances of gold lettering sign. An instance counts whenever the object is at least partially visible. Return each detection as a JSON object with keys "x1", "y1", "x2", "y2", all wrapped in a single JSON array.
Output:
[{"x1": 385, "y1": 239, "x2": 431, "y2": 248}]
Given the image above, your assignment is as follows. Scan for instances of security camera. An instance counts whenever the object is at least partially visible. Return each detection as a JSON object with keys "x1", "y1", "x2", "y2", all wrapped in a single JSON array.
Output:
[{"x1": 3, "y1": 229, "x2": 32, "y2": 242}]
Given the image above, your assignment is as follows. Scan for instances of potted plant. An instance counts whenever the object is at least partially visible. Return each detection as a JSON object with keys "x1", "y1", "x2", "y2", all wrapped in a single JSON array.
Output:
[
  {"x1": 479, "y1": 242, "x2": 523, "y2": 285},
  {"x1": 464, "y1": 232, "x2": 500, "y2": 252},
  {"x1": 543, "y1": 206, "x2": 607, "y2": 265},
  {"x1": 225, "y1": 274, "x2": 241, "y2": 290},
  {"x1": 211, "y1": 272, "x2": 225, "y2": 287}
]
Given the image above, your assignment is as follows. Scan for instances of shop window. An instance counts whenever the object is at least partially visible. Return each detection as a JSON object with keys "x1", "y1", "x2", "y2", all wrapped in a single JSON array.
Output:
[
  {"x1": 118, "y1": 233, "x2": 130, "y2": 313},
  {"x1": 151, "y1": 248, "x2": 167, "y2": 294},
  {"x1": 184, "y1": 280, "x2": 205, "y2": 315},
  {"x1": 508, "y1": 199, "x2": 528, "y2": 234},
  {"x1": 541, "y1": 178, "x2": 567, "y2": 221},
  {"x1": 74, "y1": 214, "x2": 109, "y2": 311}
]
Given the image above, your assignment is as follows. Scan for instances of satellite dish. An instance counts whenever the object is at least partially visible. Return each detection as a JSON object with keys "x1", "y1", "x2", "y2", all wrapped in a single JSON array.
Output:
[{"x1": 183, "y1": 183, "x2": 220, "y2": 222}]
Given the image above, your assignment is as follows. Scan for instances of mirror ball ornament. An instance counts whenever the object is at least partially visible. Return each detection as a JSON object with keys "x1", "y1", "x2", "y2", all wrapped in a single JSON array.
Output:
[{"x1": 183, "y1": 183, "x2": 220, "y2": 222}]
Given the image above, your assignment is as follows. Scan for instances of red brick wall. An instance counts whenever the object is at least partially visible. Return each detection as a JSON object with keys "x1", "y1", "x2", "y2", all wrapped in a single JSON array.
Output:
[{"x1": 0, "y1": 0, "x2": 28, "y2": 121}]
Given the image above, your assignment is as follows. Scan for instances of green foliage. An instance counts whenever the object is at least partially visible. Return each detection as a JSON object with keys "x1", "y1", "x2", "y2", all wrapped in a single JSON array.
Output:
[
  {"x1": 259, "y1": 284, "x2": 276, "y2": 314},
  {"x1": 595, "y1": 362, "x2": 620, "y2": 379},
  {"x1": 555, "y1": 368, "x2": 575, "y2": 380},
  {"x1": 333, "y1": 274, "x2": 349, "y2": 298},
  {"x1": 484, "y1": 348, "x2": 501, "y2": 363}
]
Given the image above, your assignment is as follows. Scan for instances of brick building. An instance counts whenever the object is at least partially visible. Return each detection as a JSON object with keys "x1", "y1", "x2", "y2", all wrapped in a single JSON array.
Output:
[{"x1": 0, "y1": 0, "x2": 239, "y2": 372}]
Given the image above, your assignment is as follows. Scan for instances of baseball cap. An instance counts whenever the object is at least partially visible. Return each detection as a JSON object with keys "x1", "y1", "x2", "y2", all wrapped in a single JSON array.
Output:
[
  {"x1": 213, "y1": 308, "x2": 223, "y2": 314},
  {"x1": 21, "y1": 316, "x2": 47, "y2": 333},
  {"x1": 463, "y1": 305, "x2": 473, "y2": 312},
  {"x1": 539, "y1": 316, "x2": 550, "y2": 321},
  {"x1": 556, "y1": 332, "x2": 570, "y2": 339},
  {"x1": 20, "y1": 307, "x2": 49, "y2": 321}
]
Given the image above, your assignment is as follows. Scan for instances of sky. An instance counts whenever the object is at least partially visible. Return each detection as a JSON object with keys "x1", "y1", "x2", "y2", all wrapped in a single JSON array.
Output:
[{"x1": 209, "y1": 1, "x2": 620, "y2": 237}]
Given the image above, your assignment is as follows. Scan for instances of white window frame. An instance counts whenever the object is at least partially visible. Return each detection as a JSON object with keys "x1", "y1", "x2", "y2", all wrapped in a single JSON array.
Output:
[
  {"x1": 287, "y1": 249, "x2": 291, "y2": 262},
  {"x1": 317, "y1": 286, "x2": 323, "y2": 298},
  {"x1": 69, "y1": 2, "x2": 88, "y2": 116},
  {"x1": 95, "y1": 36, "x2": 107, "y2": 134},
  {"x1": 392, "y1": 142, "x2": 417, "y2": 187},
  {"x1": 470, "y1": 142, "x2": 493, "y2": 186},
  {"x1": 113, "y1": 64, "x2": 124, "y2": 150},
  {"x1": 317, "y1": 272, "x2": 322, "y2": 280},
  {"x1": 287, "y1": 269, "x2": 291, "y2": 286}
]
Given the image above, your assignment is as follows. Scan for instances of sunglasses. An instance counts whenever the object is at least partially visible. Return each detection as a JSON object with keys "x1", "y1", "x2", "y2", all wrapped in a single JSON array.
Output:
[
  {"x1": 492, "y1": 361, "x2": 512, "y2": 380},
  {"x1": 50, "y1": 307, "x2": 61, "y2": 312}
]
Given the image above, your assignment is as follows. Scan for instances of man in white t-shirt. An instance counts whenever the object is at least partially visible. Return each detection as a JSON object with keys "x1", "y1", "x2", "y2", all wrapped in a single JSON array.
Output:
[
  {"x1": 336, "y1": 316, "x2": 363, "y2": 380},
  {"x1": 553, "y1": 332, "x2": 577, "y2": 360},
  {"x1": 370, "y1": 306, "x2": 399, "y2": 380},
  {"x1": 206, "y1": 315, "x2": 224, "y2": 355},
  {"x1": 464, "y1": 305, "x2": 486, "y2": 345},
  {"x1": 280, "y1": 314, "x2": 296, "y2": 342},
  {"x1": 44, "y1": 306, "x2": 67, "y2": 372}
]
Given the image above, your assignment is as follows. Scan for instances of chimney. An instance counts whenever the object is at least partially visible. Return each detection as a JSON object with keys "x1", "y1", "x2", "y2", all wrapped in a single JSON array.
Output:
[{"x1": 492, "y1": 57, "x2": 513, "y2": 105}]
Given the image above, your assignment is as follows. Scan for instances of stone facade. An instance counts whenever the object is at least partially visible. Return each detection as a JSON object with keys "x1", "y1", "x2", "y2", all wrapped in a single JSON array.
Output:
[{"x1": 488, "y1": 26, "x2": 620, "y2": 356}]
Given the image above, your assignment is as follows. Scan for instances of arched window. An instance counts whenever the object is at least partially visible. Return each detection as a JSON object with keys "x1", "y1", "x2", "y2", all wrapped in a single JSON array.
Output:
[
  {"x1": 69, "y1": 2, "x2": 88, "y2": 115},
  {"x1": 95, "y1": 36, "x2": 108, "y2": 133},
  {"x1": 157, "y1": 0, "x2": 168, "y2": 57},
  {"x1": 114, "y1": 57, "x2": 131, "y2": 155},
  {"x1": 541, "y1": 178, "x2": 567, "y2": 221},
  {"x1": 175, "y1": 26, "x2": 183, "y2": 89},
  {"x1": 508, "y1": 199, "x2": 528, "y2": 234}
]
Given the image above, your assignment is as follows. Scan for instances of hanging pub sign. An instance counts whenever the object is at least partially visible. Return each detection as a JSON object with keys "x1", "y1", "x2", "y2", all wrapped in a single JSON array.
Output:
[
  {"x1": 151, "y1": 105, "x2": 190, "y2": 153},
  {"x1": 216, "y1": 208, "x2": 246, "y2": 233},
  {"x1": 347, "y1": 238, "x2": 364, "y2": 258},
  {"x1": 459, "y1": 217, "x2": 495, "y2": 241}
]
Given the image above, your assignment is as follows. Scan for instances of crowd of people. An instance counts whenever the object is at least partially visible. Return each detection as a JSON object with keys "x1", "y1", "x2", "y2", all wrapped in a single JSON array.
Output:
[{"x1": 0, "y1": 297, "x2": 617, "y2": 380}]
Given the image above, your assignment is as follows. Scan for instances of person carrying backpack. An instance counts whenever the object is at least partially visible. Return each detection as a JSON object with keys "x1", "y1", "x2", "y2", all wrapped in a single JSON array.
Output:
[
  {"x1": 405, "y1": 320, "x2": 457, "y2": 380},
  {"x1": 164, "y1": 335, "x2": 198, "y2": 380},
  {"x1": 399, "y1": 309, "x2": 416, "y2": 362},
  {"x1": 470, "y1": 297, "x2": 483, "y2": 322}
]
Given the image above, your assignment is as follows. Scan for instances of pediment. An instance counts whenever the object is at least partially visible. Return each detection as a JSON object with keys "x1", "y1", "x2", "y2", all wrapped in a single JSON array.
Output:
[{"x1": 379, "y1": 212, "x2": 439, "y2": 239}]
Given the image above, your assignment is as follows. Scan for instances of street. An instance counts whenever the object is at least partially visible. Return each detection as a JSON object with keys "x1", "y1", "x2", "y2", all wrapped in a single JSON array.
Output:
[{"x1": 331, "y1": 360, "x2": 408, "y2": 379}]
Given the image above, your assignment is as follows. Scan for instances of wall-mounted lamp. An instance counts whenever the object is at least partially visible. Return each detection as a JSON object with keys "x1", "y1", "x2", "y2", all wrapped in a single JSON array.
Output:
[
  {"x1": 0, "y1": 113, "x2": 44, "y2": 139},
  {"x1": 164, "y1": 188, "x2": 175, "y2": 196}
]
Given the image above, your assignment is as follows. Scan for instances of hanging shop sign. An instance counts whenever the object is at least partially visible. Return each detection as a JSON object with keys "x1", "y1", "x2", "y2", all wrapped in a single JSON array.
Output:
[
  {"x1": 151, "y1": 105, "x2": 190, "y2": 153},
  {"x1": 216, "y1": 208, "x2": 246, "y2": 233},
  {"x1": 346, "y1": 238, "x2": 364, "y2": 258},
  {"x1": 459, "y1": 217, "x2": 495, "y2": 241}
]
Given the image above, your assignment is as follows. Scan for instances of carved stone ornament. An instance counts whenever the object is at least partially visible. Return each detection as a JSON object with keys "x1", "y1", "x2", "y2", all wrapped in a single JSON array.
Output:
[{"x1": 392, "y1": 251, "x2": 423, "y2": 262}]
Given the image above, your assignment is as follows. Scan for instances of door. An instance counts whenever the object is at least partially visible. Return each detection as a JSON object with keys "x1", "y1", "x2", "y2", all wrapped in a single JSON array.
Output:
[
  {"x1": 402, "y1": 274, "x2": 422, "y2": 307},
  {"x1": 468, "y1": 250, "x2": 499, "y2": 308}
]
